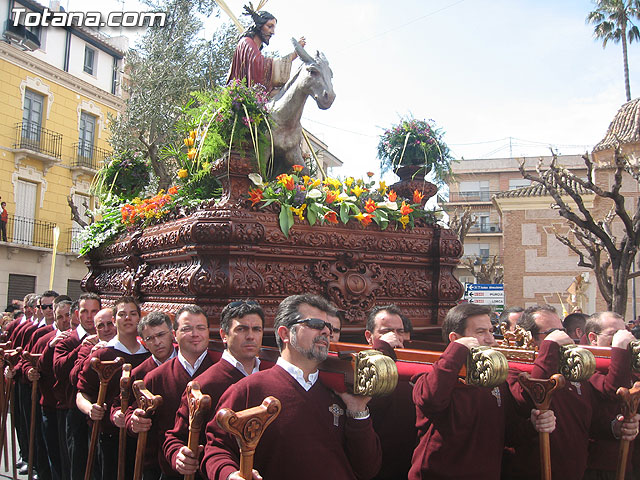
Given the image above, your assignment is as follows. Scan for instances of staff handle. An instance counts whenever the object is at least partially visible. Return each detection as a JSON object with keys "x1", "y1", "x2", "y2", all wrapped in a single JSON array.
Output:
[
  {"x1": 517, "y1": 372, "x2": 565, "y2": 480},
  {"x1": 131, "y1": 380, "x2": 162, "y2": 480},
  {"x1": 117, "y1": 364, "x2": 132, "y2": 480},
  {"x1": 615, "y1": 381, "x2": 640, "y2": 480},
  {"x1": 184, "y1": 381, "x2": 211, "y2": 480},
  {"x1": 22, "y1": 352, "x2": 42, "y2": 480}
]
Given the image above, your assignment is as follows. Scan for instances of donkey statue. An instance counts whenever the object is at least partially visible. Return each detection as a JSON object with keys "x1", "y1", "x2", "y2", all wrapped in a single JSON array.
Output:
[{"x1": 269, "y1": 38, "x2": 336, "y2": 176}]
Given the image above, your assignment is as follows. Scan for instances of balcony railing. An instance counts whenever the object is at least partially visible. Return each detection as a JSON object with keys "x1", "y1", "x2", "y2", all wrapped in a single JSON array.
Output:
[
  {"x1": 468, "y1": 223, "x2": 502, "y2": 234},
  {"x1": 14, "y1": 122, "x2": 63, "y2": 159},
  {"x1": 64, "y1": 226, "x2": 84, "y2": 254},
  {"x1": 448, "y1": 191, "x2": 500, "y2": 202},
  {"x1": 460, "y1": 255, "x2": 504, "y2": 266},
  {"x1": 71, "y1": 142, "x2": 112, "y2": 170},
  {"x1": 3, "y1": 214, "x2": 57, "y2": 248}
]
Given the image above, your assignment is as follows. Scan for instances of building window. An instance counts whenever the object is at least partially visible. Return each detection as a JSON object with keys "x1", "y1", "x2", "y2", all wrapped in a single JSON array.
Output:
[
  {"x1": 79, "y1": 112, "x2": 96, "y2": 159},
  {"x1": 459, "y1": 181, "x2": 490, "y2": 201},
  {"x1": 67, "y1": 280, "x2": 83, "y2": 300},
  {"x1": 84, "y1": 46, "x2": 95, "y2": 75},
  {"x1": 509, "y1": 178, "x2": 531, "y2": 190},
  {"x1": 13, "y1": 180, "x2": 38, "y2": 246},
  {"x1": 22, "y1": 89, "x2": 45, "y2": 144},
  {"x1": 7, "y1": 274, "x2": 36, "y2": 307}
]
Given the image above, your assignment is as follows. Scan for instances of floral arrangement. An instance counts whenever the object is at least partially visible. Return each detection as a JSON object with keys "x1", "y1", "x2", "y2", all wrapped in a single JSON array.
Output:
[
  {"x1": 377, "y1": 117, "x2": 453, "y2": 184},
  {"x1": 93, "y1": 150, "x2": 151, "y2": 200},
  {"x1": 248, "y1": 166, "x2": 436, "y2": 236}
]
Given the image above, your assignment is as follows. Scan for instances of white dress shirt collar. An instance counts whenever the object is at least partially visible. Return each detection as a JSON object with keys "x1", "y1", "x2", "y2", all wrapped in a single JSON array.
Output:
[
  {"x1": 221, "y1": 349, "x2": 260, "y2": 377},
  {"x1": 177, "y1": 349, "x2": 207, "y2": 376},
  {"x1": 276, "y1": 357, "x2": 318, "y2": 391},
  {"x1": 106, "y1": 337, "x2": 148, "y2": 355}
]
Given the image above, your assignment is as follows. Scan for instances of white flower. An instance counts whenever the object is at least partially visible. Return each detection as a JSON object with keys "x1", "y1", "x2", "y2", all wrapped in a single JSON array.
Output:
[
  {"x1": 337, "y1": 193, "x2": 357, "y2": 202},
  {"x1": 248, "y1": 173, "x2": 265, "y2": 188},
  {"x1": 379, "y1": 201, "x2": 398, "y2": 210},
  {"x1": 306, "y1": 189, "x2": 323, "y2": 200}
]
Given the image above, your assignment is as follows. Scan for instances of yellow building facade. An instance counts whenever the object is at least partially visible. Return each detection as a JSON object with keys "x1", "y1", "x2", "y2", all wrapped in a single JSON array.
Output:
[{"x1": 0, "y1": 0, "x2": 126, "y2": 306}]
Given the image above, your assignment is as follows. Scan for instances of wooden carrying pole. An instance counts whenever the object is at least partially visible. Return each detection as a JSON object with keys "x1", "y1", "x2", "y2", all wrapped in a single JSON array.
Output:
[
  {"x1": 615, "y1": 381, "x2": 640, "y2": 480},
  {"x1": 117, "y1": 364, "x2": 132, "y2": 480},
  {"x1": 84, "y1": 357, "x2": 124, "y2": 480},
  {"x1": 0, "y1": 348, "x2": 7, "y2": 469},
  {"x1": 131, "y1": 380, "x2": 162, "y2": 480},
  {"x1": 215, "y1": 397, "x2": 281, "y2": 480},
  {"x1": 184, "y1": 381, "x2": 211, "y2": 480},
  {"x1": 518, "y1": 372, "x2": 565, "y2": 480},
  {"x1": 22, "y1": 352, "x2": 42, "y2": 480}
]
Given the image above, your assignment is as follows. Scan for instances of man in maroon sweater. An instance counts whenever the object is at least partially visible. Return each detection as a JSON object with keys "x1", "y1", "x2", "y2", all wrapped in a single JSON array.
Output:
[
  {"x1": 164, "y1": 300, "x2": 265, "y2": 477},
  {"x1": 509, "y1": 305, "x2": 640, "y2": 480},
  {"x1": 129, "y1": 306, "x2": 213, "y2": 480},
  {"x1": 202, "y1": 294, "x2": 381, "y2": 480},
  {"x1": 76, "y1": 296, "x2": 150, "y2": 480},
  {"x1": 364, "y1": 305, "x2": 416, "y2": 480},
  {"x1": 410, "y1": 303, "x2": 555, "y2": 480},
  {"x1": 53, "y1": 293, "x2": 101, "y2": 480}
]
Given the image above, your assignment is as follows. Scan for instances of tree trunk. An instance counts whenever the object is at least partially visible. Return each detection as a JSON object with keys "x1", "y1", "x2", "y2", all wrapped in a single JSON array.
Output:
[
  {"x1": 622, "y1": 18, "x2": 631, "y2": 102},
  {"x1": 611, "y1": 250, "x2": 634, "y2": 316}
]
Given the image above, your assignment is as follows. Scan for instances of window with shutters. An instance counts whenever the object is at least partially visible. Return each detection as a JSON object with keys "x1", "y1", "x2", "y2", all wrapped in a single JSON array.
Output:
[
  {"x1": 67, "y1": 280, "x2": 83, "y2": 301},
  {"x1": 84, "y1": 46, "x2": 95, "y2": 75},
  {"x1": 7, "y1": 274, "x2": 36, "y2": 307},
  {"x1": 22, "y1": 89, "x2": 45, "y2": 146},
  {"x1": 13, "y1": 180, "x2": 38, "y2": 245},
  {"x1": 78, "y1": 112, "x2": 96, "y2": 160}
]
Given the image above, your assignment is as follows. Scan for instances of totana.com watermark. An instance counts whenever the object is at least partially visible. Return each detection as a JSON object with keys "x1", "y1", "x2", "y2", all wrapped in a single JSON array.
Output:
[{"x1": 12, "y1": 7, "x2": 167, "y2": 28}]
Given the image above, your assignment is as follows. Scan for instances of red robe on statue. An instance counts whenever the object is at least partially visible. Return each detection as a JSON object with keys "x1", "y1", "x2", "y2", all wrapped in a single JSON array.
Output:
[{"x1": 226, "y1": 36, "x2": 273, "y2": 91}]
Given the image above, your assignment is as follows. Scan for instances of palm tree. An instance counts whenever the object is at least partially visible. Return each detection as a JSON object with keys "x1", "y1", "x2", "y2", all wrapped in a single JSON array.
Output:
[{"x1": 586, "y1": 0, "x2": 640, "y2": 101}]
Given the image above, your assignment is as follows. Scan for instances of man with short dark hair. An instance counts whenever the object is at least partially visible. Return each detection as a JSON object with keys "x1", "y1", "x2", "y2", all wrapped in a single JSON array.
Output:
[
  {"x1": 510, "y1": 305, "x2": 639, "y2": 480},
  {"x1": 76, "y1": 296, "x2": 150, "y2": 480},
  {"x1": 53, "y1": 292, "x2": 101, "y2": 480},
  {"x1": 164, "y1": 300, "x2": 264, "y2": 476},
  {"x1": 563, "y1": 312, "x2": 588, "y2": 343},
  {"x1": 411, "y1": 303, "x2": 555, "y2": 479},
  {"x1": 202, "y1": 294, "x2": 381, "y2": 480},
  {"x1": 327, "y1": 308, "x2": 342, "y2": 342},
  {"x1": 498, "y1": 306, "x2": 524, "y2": 331},
  {"x1": 365, "y1": 304, "x2": 411, "y2": 350}
]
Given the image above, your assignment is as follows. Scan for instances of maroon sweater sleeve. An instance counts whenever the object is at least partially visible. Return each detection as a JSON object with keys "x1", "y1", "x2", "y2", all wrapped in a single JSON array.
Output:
[
  {"x1": 589, "y1": 347, "x2": 632, "y2": 397},
  {"x1": 343, "y1": 416, "x2": 382, "y2": 479},
  {"x1": 412, "y1": 341, "x2": 468, "y2": 413},
  {"x1": 53, "y1": 332, "x2": 81, "y2": 382}
]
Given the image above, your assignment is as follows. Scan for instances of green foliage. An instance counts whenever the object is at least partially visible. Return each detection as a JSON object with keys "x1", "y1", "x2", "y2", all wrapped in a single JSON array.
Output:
[
  {"x1": 92, "y1": 150, "x2": 151, "y2": 200},
  {"x1": 377, "y1": 116, "x2": 454, "y2": 184}
]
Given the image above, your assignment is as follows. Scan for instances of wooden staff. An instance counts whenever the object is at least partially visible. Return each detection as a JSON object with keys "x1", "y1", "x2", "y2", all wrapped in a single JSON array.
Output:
[
  {"x1": 0, "y1": 347, "x2": 7, "y2": 471},
  {"x1": 184, "y1": 381, "x2": 211, "y2": 480},
  {"x1": 131, "y1": 379, "x2": 162, "y2": 480},
  {"x1": 117, "y1": 364, "x2": 132, "y2": 480},
  {"x1": 518, "y1": 372, "x2": 565, "y2": 480},
  {"x1": 84, "y1": 357, "x2": 124, "y2": 480},
  {"x1": 615, "y1": 381, "x2": 640, "y2": 480},
  {"x1": 4, "y1": 348, "x2": 21, "y2": 480},
  {"x1": 215, "y1": 397, "x2": 281, "y2": 480},
  {"x1": 22, "y1": 352, "x2": 42, "y2": 480}
]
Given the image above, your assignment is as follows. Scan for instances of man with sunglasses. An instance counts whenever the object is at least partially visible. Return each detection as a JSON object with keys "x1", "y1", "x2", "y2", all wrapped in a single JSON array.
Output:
[
  {"x1": 202, "y1": 294, "x2": 381, "y2": 480},
  {"x1": 164, "y1": 300, "x2": 264, "y2": 477},
  {"x1": 507, "y1": 305, "x2": 640, "y2": 480},
  {"x1": 127, "y1": 306, "x2": 214, "y2": 480},
  {"x1": 76, "y1": 296, "x2": 150, "y2": 480}
]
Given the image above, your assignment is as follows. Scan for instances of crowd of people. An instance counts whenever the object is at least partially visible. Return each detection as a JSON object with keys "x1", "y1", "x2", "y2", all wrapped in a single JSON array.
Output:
[{"x1": 1, "y1": 291, "x2": 640, "y2": 480}]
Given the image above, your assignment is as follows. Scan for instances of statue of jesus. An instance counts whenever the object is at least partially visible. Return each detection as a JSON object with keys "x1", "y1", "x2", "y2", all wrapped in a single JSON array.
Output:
[{"x1": 227, "y1": 4, "x2": 306, "y2": 94}]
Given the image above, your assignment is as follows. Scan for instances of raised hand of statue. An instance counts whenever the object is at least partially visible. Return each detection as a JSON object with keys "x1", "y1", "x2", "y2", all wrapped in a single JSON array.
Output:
[{"x1": 298, "y1": 36, "x2": 306, "y2": 48}]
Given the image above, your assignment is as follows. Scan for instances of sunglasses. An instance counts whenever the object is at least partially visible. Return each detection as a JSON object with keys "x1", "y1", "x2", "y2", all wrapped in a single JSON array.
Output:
[
  {"x1": 288, "y1": 317, "x2": 334, "y2": 333},
  {"x1": 228, "y1": 300, "x2": 260, "y2": 308},
  {"x1": 39, "y1": 304, "x2": 53, "y2": 310}
]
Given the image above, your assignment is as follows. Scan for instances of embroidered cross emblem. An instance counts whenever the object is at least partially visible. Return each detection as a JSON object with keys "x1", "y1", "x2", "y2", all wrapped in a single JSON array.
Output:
[
  {"x1": 329, "y1": 403, "x2": 344, "y2": 426},
  {"x1": 491, "y1": 387, "x2": 502, "y2": 407},
  {"x1": 571, "y1": 381, "x2": 582, "y2": 396}
]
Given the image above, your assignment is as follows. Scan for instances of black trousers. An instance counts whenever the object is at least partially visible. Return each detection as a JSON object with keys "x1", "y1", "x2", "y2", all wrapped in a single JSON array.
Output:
[
  {"x1": 66, "y1": 407, "x2": 89, "y2": 480},
  {"x1": 41, "y1": 405, "x2": 61, "y2": 480},
  {"x1": 57, "y1": 409, "x2": 70, "y2": 479}
]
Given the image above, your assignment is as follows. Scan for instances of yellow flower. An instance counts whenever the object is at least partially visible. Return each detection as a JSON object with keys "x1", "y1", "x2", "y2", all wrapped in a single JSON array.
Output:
[
  {"x1": 184, "y1": 137, "x2": 194, "y2": 147},
  {"x1": 399, "y1": 215, "x2": 410, "y2": 229},
  {"x1": 352, "y1": 185, "x2": 365, "y2": 197},
  {"x1": 325, "y1": 177, "x2": 341, "y2": 189},
  {"x1": 378, "y1": 181, "x2": 388, "y2": 194},
  {"x1": 189, "y1": 130, "x2": 197, "y2": 140},
  {"x1": 187, "y1": 148, "x2": 197, "y2": 160},
  {"x1": 302, "y1": 175, "x2": 311, "y2": 185},
  {"x1": 178, "y1": 169, "x2": 188, "y2": 178},
  {"x1": 311, "y1": 179, "x2": 322, "y2": 188},
  {"x1": 345, "y1": 177, "x2": 354, "y2": 187},
  {"x1": 290, "y1": 204, "x2": 306, "y2": 221}
]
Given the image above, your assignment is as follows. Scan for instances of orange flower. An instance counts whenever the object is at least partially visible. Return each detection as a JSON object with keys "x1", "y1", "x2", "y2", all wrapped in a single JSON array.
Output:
[
  {"x1": 364, "y1": 198, "x2": 377, "y2": 213},
  {"x1": 292, "y1": 164, "x2": 304, "y2": 173},
  {"x1": 324, "y1": 211, "x2": 339, "y2": 224},
  {"x1": 276, "y1": 174, "x2": 295, "y2": 191},
  {"x1": 388, "y1": 190, "x2": 397, "y2": 202},
  {"x1": 355, "y1": 212, "x2": 373, "y2": 226},
  {"x1": 413, "y1": 189, "x2": 424, "y2": 204},
  {"x1": 187, "y1": 148, "x2": 197, "y2": 160},
  {"x1": 168, "y1": 186, "x2": 178, "y2": 195},
  {"x1": 366, "y1": 171, "x2": 375, "y2": 178},
  {"x1": 325, "y1": 190, "x2": 338, "y2": 204},
  {"x1": 400, "y1": 201, "x2": 413, "y2": 215},
  {"x1": 249, "y1": 188, "x2": 263, "y2": 206},
  {"x1": 184, "y1": 137, "x2": 194, "y2": 147}
]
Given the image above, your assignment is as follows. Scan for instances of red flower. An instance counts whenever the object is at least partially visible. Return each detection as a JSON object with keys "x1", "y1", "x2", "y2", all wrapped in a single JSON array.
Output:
[
  {"x1": 292, "y1": 164, "x2": 304, "y2": 173},
  {"x1": 413, "y1": 189, "x2": 424, "y2": 204},
  {"x1": 388, "y1": 190, "x2": 397, "y2": 202},
  {"x1": 249, "y1": 188, "x2": 264, "y2": 206},
  {"x1": 364, "y1": 198, "x2": 377, "y2": 213},
  {"x1": 277, "y1": 174, "x2": 295, "y2": 191},
  {"x1": 325, "y1": 190, "x2": 338, "y2": 204},
  {"x1": 324, "y1": 211, "x2": 339, "y2": 224},
  {"x1": 400, "y1": 201, "x2": 414, "y2": 215},
  {"x1": 168, "y1": 186, "x2": 179, "y2": 195}
]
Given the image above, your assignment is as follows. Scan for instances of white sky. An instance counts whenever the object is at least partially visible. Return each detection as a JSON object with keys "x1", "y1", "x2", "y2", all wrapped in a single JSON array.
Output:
[{"x1": 66, "y1": 0, "x2": 640, "y2": 178}]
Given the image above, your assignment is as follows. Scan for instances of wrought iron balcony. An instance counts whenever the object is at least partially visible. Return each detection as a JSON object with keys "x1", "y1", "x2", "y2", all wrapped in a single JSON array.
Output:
[
  {"x1": 448, "y1": 191, "x2": 500, "y2": 203},
  {"x1": 71, "y1": 142, "x2": 112, "y2": 171},
  {"x1": 460, "y1": 255, "x2": 503, "y2": 265},
  {"x1": 468, "y1": 223, "x2": 502, "y2": 234},
  {"x1": 2, "y1": 214, "x2": 57, "y2": 248},
  {"x1": 14, "y1": 122, "x2": 63, "y2": 159}
]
